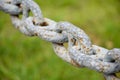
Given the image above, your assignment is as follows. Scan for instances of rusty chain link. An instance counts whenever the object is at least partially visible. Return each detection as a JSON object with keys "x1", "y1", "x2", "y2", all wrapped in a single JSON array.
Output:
[{"x1": 0, "y1": 0, "x2": 120, "y2": 80}]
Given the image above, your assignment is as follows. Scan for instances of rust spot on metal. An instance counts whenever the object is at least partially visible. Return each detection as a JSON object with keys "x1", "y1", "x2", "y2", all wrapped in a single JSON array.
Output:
[
  {"x1": 71, "y1": 59, "x2": 80, "y2": 67},
  {"x1": 85, "y1": 48, "x2": 90, "y2": 53},
  {"x1": 79, "y1": 38, "x2": 83, "y2": 43},
  {"x1": 71, "y1": 39, "x2": 74, "y2": 43},
  {"x1": 34, "y1": 33, "x2": 38, "y2": 36},
  {"x1": 99, "y1": 63, "x2": 105, "y2": 72},
  {"x1": 32, "y1": 19, "x2": 48, "y2": 26},
  {"x1": 82, "y1": 45, "x2": 86, "y2": 49},
  {"x1": 71, "y1": 38, "x2": 78, "y2": 46},
  {"x1": 32, "y1": 19, "x2": 36, "y2": 25},
  {"x1": 75, "y1": 41, "x2": 78, "y2": 46},
  {"x1": 40, "y1": 22, "x2": 48, "y2": 26}
]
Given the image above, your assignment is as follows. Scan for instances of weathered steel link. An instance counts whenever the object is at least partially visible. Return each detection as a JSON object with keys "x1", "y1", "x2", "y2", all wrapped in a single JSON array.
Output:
[
  {"x1": 0, "y1": 0, "x2": 22, "y2": 15},
  {"x1": 9, "y1": 0, "x2": 45, "y2": 36},
  {"x1": 22, "y1": 0, "x2": 44, "y2": 24},
  {"x1": 55, "y1": 22, "x2": 120, "y2": 73},
  {"x1": 11, "y1": 16, "x2": 33, "y2": 36},
  {"x1": 24, "y1": 17, "x2": 68, "y2": 43},
  {"x1": 0, "y1": 0, "x2": 120, "y2": 80},
  {"x1": 56, "y1": 22, "x2": 93, "y2": 55},
  {"x1": 104, "y1": 49, "x2": 120, "y2": 63}
]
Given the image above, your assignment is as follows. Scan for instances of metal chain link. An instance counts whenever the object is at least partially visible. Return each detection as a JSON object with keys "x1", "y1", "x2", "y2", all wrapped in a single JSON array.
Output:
[{"x1": 0, "y1": 0, "x2": 120, "y2": 80}]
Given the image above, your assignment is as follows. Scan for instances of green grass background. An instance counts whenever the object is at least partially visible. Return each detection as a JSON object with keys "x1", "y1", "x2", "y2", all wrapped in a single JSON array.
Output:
[{"x1": 0, "y1": 0, "x2": 120, "y2": 80}]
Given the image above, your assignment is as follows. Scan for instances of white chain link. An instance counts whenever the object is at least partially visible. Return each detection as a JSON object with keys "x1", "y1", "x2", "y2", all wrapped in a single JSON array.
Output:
[{"x1": 0, "y1": 0, "x2": 120, "y2": 80}]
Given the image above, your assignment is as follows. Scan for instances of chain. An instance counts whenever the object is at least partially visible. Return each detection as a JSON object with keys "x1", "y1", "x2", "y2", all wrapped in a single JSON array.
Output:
[{"x1": 0, "y1": 0, "x2": 120, "y2": 80}]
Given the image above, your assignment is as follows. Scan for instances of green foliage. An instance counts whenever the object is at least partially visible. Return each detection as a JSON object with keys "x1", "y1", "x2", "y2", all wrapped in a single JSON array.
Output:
[{"x1": 0, "y1": 0, "x2": 120, "y2": 80}]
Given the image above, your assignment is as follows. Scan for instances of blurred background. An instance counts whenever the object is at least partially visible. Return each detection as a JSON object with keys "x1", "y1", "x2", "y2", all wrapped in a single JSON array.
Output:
[{"x1": 0, "y1": 0, "x2": 120, "y2": 80}]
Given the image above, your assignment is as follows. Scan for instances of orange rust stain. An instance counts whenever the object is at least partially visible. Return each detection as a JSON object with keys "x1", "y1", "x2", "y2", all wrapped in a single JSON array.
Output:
[
  {"x1": 71, "y1": 59, "x2": 80, "y2": 67},
  {"x1": 71, "y1": 38, "x2": 78, "y2": 46},
  {"x1": 82, "y1": 45, "x2": 86, "y2": 49},
  {"x1": 79, "y1": 38, "x2": 83, "y2": 43},
  {"x1": 40, "y1": 21, "x2": 48, "y2": 26},
  {"x1": 75, "y1": 41, "x2": 78, "y2": 46},
  {"x1": 85, "y1": 48, "x2": 90, "y2": 53}
]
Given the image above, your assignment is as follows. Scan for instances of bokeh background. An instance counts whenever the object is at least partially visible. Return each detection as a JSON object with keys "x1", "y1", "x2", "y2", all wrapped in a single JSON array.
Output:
[{"x1": 0, "y1": 0, "x2": 120, "y2": 80}]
